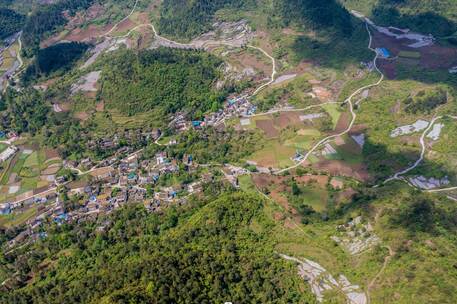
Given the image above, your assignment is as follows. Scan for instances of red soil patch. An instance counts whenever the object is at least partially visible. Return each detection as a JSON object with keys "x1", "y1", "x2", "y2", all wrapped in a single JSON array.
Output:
[
  {"x1": 136, "y1": 12, "x2": 150, "y2": 24},
  {"x1": 312, "y1": 160, "x2": 370, "y2": 182},
  {"x1": 273, "y1": 211, "x2": 285, "y2": 221},
  {"x1": 348, "y1": 124, "x2": 368, "y2": 134},
  {"x1": 270, "y1": 190, "x2": 297, "y2": 214},
  {"x1": 334, "y1": 112, "x2": 351, "y2": 133},
  {"x1": 65, "y1": 24, "x2": 112, "y2": 42},
  {"x1": 74, "y1": 112, "x2": 90, "y2": 121},
  {"x1": 378, "y1": 59, "x2": 397, "y2": 79},
  {"x1": 96, "y1": 101, "x2": 105, "y2": 112},
  {"x1": 313, "y1": 86, "x2": 333, "y2": 101},
  {"x1": 274, "y1": 112, "x2": 302, "y2": 129},
  {"x1": 284, "y1": 217, "x2": 297, "y2": 229},
  {"x1": 295, "y1": 175, "x2": 329, "y2": 187},
  {"x1": 114, "y1": 18, "x2": 136, "y2": 34},
  {"x1": 45, "y1": 149, "x2": 60, "y2": 160},
  {"x1": 256, "y1": 119, "x2": 279, "y2": 138},
  {"x1": 235, "y1": 51, "x2": 270, "y2": 79}
]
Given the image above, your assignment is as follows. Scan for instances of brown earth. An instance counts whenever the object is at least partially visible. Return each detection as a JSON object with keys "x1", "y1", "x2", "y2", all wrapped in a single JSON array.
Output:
[
  {"x1": 113, "y1": 18, "x2": 136, "y2": 34},
  {"x1": 44, "y1": 148, "x2": 60, "y2": 160},
  {"x1": 378, "y1": 60, "x2": 397, "y2": 79},
  {"x1": 74, "y1": 111, "x2": 90, "y2": 121},
  {"x1": 274, "y1": 112, "x2": 302, "y2": 129},
  {"x1": 295, "y1": 175, "x2": 329, "y2": 187},
  {"x1": 348, "y1": 124, "x2": 368, "y2": 134},
  {"x1": 235, "y1": 51, "x2": 270, "y2": 78},
  {"x1": 372, "y1": 30, "x2": 457, "y2": 77},
  {"x1": 96, "y1": 101, "x2": 105, "y2": 112},
  {"x1": 256, "y1": 119, "x2": 279, "y2": 138},
  {"x1": 312, "y1": 159, "x2": 370, "y2": 182},
  {"x1": 65, "y1": 24, "x2": 112, "y2": 42},
  {"x1": 334, "y1": 112, "x2": 351, "y2": 133}
]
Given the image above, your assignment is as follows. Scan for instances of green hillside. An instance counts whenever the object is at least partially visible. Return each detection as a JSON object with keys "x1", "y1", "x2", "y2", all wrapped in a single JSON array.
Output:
[
  {"x1": 342, "y1": 0, "x2": 457, "y2": 37},
  {"x1": 0, "y1": 192, "x2": 315, "y2": 303},
  {"x1": 0, "y1": 8, "x2": 24, "y2": 40},
  {"x1": 100, "y1": 48, "x2": 226, "y2": 119}
]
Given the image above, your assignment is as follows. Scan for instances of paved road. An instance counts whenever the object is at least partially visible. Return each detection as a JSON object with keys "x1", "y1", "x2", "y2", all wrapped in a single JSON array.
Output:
[
  {"x1": 274, "y1": 22, "x2": 384, "y2": 175},
  {"x1": 383, "y1": 116, "x2": 442, "y2": 184}
]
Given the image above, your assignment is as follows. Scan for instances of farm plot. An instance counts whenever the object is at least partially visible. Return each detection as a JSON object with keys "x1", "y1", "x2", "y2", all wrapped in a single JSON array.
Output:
[{"x1": 0, "y1": 147, "x2": 62, "y2": 203}]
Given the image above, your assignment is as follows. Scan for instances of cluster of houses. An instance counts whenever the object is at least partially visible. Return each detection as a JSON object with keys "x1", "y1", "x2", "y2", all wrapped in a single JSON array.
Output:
[
  {"x1": 2, "y1": 148, "x2": 222, "y2": 249},
  {"x1": 169, "y1": 95, "x2": 257, "y2": 132},
  {"x1": 204, "y1": 95, "x2": 257, "y2": 126},
  {"x1": 86, "y1": 129, "x2": 161, "y2": 154}
]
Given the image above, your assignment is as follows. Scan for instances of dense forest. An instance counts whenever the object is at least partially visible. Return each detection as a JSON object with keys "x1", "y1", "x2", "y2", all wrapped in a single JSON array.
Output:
[
  {"x1": 22, "y1": 0, "x2": 94, "y2": 55},
  {"x1": 22, "y1": 42, "x2": 89, "y2": 83},
  {"x1": 372, "y1": 0, "x2": 457, "y2": 37},
  {"x1": 0, "y1": 8, "x2": 24, "y2": 40},
  {"x1": 0, "y1": 192, "x2": 314, "y2": 303},
  {"x1": 101, "y1": 48, "x2": 227, "y2": 119},
  {"x1": 275, "y1": 0, "x2": 354, "y2": 35},
  {"x1": 0, "y1": 88, "x2": 49, "y2": 135},
  {"x1": 159, "y1": 0, "x2": 256, "y2": 39}
]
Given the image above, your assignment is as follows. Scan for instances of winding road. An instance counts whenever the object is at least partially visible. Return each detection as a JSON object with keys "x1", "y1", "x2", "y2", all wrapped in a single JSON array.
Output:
[
  {"x1": 274, "y1": 23, "x2": 384, "y2": 175},
  {"x1": 383, "y1": 116, "x2": 442, "y2": 184}
]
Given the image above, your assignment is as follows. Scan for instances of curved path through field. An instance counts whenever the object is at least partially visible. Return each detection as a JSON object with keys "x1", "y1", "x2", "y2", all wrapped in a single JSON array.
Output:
[
  {"x1": 383, "y1": 116, "x2": 442, "y2": 184},
  {"x1": 103, "y1": 0, "x2": 140, "y2": 37},
  {"x1": 274, "y1": 23, "x2": 384, "y2": 175}
]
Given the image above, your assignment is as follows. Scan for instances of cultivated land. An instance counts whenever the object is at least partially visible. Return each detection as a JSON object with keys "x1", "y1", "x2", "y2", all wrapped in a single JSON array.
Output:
[{"x1": 1, "y1": 0, "x2": 457, "y2": 303}]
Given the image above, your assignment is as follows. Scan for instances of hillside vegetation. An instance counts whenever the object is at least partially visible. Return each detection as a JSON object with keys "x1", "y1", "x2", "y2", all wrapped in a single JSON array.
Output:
[
  {"x1": 343, "y1": 0, "x2": 457, "y2": 37},
  {"x1": 159, "y1": 0, "x2": 256, "y2": 39},
  {"x1": 0, "y1": 192, "x2": 315, "y2": 303},
  {"x1": 100, "y1": 48, "x2": 227, "y2": 119},
  {"x1": 22, "y1": 0, "x2": 94, "y2": 55},
  {"x1": 0, "y1": 8, "x2": 24, "y2": 40}
]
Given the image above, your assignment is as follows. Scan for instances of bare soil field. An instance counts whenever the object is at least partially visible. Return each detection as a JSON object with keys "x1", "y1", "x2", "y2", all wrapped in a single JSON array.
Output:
[
  {"x1": 274, "y1": 112, "x2": 302, "y2": 129},
  {"x1": 256, "y1": 119, "x2": 279, "y2": 138},
  {"x1": 295, "y1": 175, "x2": 329, "y2": 187},
  {"x1": 348, "y1": 124, "x2": 368, "y2": 134},
  {"x1": 232, "y1": 51, "x2": 270, "y2": 79},
  {"x1": 65, "y1": 24, "x2": 112, "y2": 42},
  {"x1": 333, "y1": 112, "x2": 351, "y2": 134},
  {"x1": 312, "y1": 160, "x2": 370, "y2": 182},
  {"x1": 44, "y1": 149, "x2": 60, "y2": 160},
  {"x1": 74, "y1": 111, "x2": 90, "y2": 121}
]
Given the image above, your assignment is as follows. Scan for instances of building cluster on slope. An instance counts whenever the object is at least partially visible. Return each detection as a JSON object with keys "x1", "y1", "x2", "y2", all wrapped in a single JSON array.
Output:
[{"x1": 2, "y1": 147, "x2": 246, "y2": 248}]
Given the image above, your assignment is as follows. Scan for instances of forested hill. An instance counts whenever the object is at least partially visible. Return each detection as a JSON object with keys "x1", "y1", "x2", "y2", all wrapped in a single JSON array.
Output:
[
  {"x1": 276, "y1": 0, "x2": 353, "y2": 35},
  {"x1": 159, "y1": 0, "x2": 354, "y2": 39},
  {"x1": 341, "y1": 0, "x2": 457, "y2": 37},
  {"x1": 159, "y1": 0, "x2": 256, "y2": 40},
  {"x1": 100, "y1": 48, "x2": 226, "y2": 120},
  {"x1": 0, "y1": 8, "x2": 25, "y2": 40},
  {"x1": 21, "y1": 0, "x2": 94, "y2": 55},
  {"x1": 0, "y1": 192, "x2": 315, "y2": 303},
  {"x1": 372, "y1": 0, "x2": 457, "y2": 37}
]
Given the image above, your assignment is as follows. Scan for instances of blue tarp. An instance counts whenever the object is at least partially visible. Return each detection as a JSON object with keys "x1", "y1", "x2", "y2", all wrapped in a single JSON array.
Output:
[{"x1": 378, "y1": 48, "x2": 391, "y2": 58}]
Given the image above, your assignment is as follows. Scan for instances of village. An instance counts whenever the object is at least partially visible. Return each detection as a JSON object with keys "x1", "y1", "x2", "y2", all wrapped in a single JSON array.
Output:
[{"x1": 0, "y1": 123, "x2": 253, "y2": 250}]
